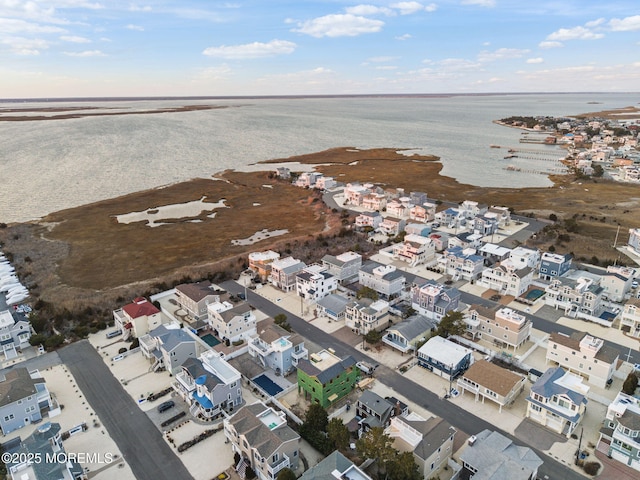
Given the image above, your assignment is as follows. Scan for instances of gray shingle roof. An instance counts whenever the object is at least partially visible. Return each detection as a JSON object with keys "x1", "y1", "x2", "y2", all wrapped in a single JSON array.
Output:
[
  {"x1": 0, "y1": 367, "x2": 45, "y2": 408},
  {"x1": 175, "y1": 280, "x2": 215, "y2": 302},
  {"x1": 390, "y1": 314, "x2": 436, "y2": 342}
]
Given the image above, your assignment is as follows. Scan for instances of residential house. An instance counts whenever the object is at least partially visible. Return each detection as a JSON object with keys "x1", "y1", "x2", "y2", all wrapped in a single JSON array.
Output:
[
  {"x1": 354, "y1": 211, "x2": 383, "y2": 231},
  {"x1": 410, "y1": 279, "x2": 461, "y2": 322},
  {"x1": 248, "y1": 250, "x2": 281, "y2": 282},
  {"x1": 465, "y1": 305, "x2": 532, "y2": 350},
  {"x1": 299, "y1": 451, "x2": 372, "y2": 480},
  {"x1": 4, "y1": 422, "x2": 83, "y2": 480},
  {"x1": 139, "y1": 323, "x2": 210, "y2": 374},
  {"x1": 429, "y1": 232, "x2": 449, "y2": 252},
  {"x1": 0, "y1": 368, "x2": 52, "y2": 435},
  {"x1": 391, "y1": 234, "x2": 436, "y2": 267},
  {"x1": 270, "y1": 257, "x2": 306, "y2": 292},
  {"x1": 601, "y1": 265, "x2": 635, "y2": 302},
  {"x1": 386, "y1": 200, "x2": 409, "y2": 218},
  {"x1": 417, "y1": 336, "x2": 474, "y2": 381},
  {"x1": 379, "y1": 216, "x2": 406, "y2": 236},
  {"x1": 344, "y1": 183, "x2": 372, "y2": 206},
  {"x1": 459, "y1": 200, "x2": 487, "y2": 219},
  {"x1": 478, "y1": 243, "x2": 511, "y2": 266},
  {"x1": 409, "y1": 203, "x2": 436, "y2": 223},
  {"x1": 294, "y1": 171, "x2": 323, "y2": 188},
  {"x1": 321, "y1": 251, "x2": 362, "y2": 284},
  {"x1": 544, "y1": 275, "x2": 605, "y2": 318},
  {"x1": 404, "y1": 223, "x2": 431, "y2": 237},
  {"x1": 546, "y1": 331, "x2": 619, "y2": 389},
  {"x1": 409, "y1": 191, "x2": 428, "y2": 206},
  {"x1": 358, "y1": 261, "x2": 405, "y2": 300},
  {"x1": 344, "y1": 298, "x2": 390, "y2": 335},
  {"x1": 473, "y1": 215, "x2": 499, "y2": 236},
  {"x1": 113, "y1": 296, "x2": 163, "y2": 339},
  {"x1": 598, "y1": 392, "x2": 640, "y2": 472},
  {"x1": 361, "y1": 192, "x2": 387, "y2": 212},
  {"x1": 0, "y1": 309, "x2": 31, "y2": 360},
  {"x1": 509, "y1": 246, "x2": 540, "y2": 269},
  {"x1": 296, "y1": 264, "x2": 338, "y2": 302},
  {"x1": 442, "y1": 246, "x2": 484, "y2": 281},
  {"x1": 538, "y1": 252, "x2": 572, "y2": 281},
  {"x1": 248, "y1": 324, "x2": 308, "y2": 375},
  {"x1": 457, "y1": 360, "x2": 527, "y2": 412},
  {"x1": 385, "y1": 413, "x2": 456, "y2": 479},
  {"x1": 619, "y1": 298, "x2": 640, "y2": 338},
  {"x1": 174, "y1": 349, "x2": 243, "y2": 419},
  {"x1": 458, "y1": 429, "x2": 543, "y2": 480},
  {"x1": 487, "y1": 206, "x2": 511, "y2": 226},
  {"x1": 436, "y1": 207, "x2": 463, "y2": 228},
  {"x1": 276, "y1": 167, "x2": 290, "y2": 179},
  {"x1": 448, "y1": 232, "x2": 482, "y2": 250},
  {"x1": 224, "y1": 402, "x2": 300, "y2": 480},
  {"x1": 629, "y1": 228, "x2": 640, "y2": 255},
  {"x1": 207, "y1": 300, "x2": 257, "y2": 344},
  {"x1": 315, "y1": 175, "x2": 336, "y2": 190},
  {"x1": 525, "y1": 367, "x2": 589, "y2": 437},
  {"x1": 355, "y1": 390, "x2": 401, "y2": 437},
  {"x1": 383, "y1": 314, "x2": 436, "y2": 353},
  {"x1": 175, "y1": 280, "x2": 223, "y2": 324},
  {"x1": 478, "y1": 259, "x2": 534, "y2": 298},
  {"x1": 297, "y1": 350, "x2": 358, "y2": 408},
  {"x1": 315, "y1": 294, "x2": 351, "y2": 322}
]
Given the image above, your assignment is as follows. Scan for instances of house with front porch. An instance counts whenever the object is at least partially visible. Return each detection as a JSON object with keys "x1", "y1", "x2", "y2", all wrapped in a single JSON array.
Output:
[
  {"x1": 248, "y1": 324, "x2": 308, "y2": 376},
  {"x1": 358, "y1": 261, "x2": 405, "y2": 300},
  {"x1": 344, "y1": 297, "x2": 390, "y2": 335},
  {"x1": 465, "y1": 305, "x2": 532, "y2": 350},
  {"x1": 113, "y1": 296, "x2": 164, "y2": 339},
  {"x1": 139, "y1": 323, "x2": 210, "y2": 374},
  {"x1": 383, "y1": 314, "x2": 436, "y2": 353},
  {"x1": 297, "y1": 350, "x2": 358, "y2": 408},
  {"x1": 362, "y1": 192, "x2": 387, "y2": 212},
  {"x1": 207, "y1": 300, "x2": 257, "y2": 344},
  {"x1": 538, "y1": 252, "x2": 572, "y2": 281},
  {"x1": 225, "y1": 402, "x2": 300, "y2": 480},
  {"x1": 354, "y1": 211, "x2": 383, "y2": 231},
  {"x1": 525, "y1": 367, "x2": 588, "y2": 438},
  {"x1": 410, "y1": 279, "x2": 461, "y2": 322},
  {"x1": 0, "y1": 309, "x2": 31, "y2": 360},
  {"x1": 315, "y1": 293, "x2": 351, "y2": 322},
  {"x1": 175, "y1": 280, "x2": 224, "y2": 324},
  {"x1": 321, "y1": 251, "x2": 362, "y2": 284},
  {"x1": 248, "y1": 250, "x2": 281, "y2": 282},
  {"x1": 544, "y1": 275, "x2": 606, "y2": 318},
  {"x1": 442, "y1": 246, "x2": 484, "y2": 281},
  {"x1": 457, "y1": 360, "x2": 526, "y2": 413},
  {"x1": 270, "y1": 256, "x2": 306, "y2": 292},
  {"x1": 385, "y1": 413, "x2": 456, "y2": 479},
  {"x1": 174, "y1": 349, "x2": 242, "y2": 420},
  {"x1": 417, "y1": 336, "x2": 473, "y2": 381},
  {"x1": 478, "y1": 259, "x2": 534, "y2": 297},
  {"x1": 598, "y1": 392, "x2": 640, "y2": 473},
  {"x1": 619, "y1": 298, "x2": 640, "y2": 338},
  {"x1": 391, "y1": 234, "x2": 436, "y2": 267},
  {"x1": 344, "y1": 183, "x2": 373, "y2": 206},
  {"x1": 0, "y1": 368, "x2": 52, "y2": 435}
]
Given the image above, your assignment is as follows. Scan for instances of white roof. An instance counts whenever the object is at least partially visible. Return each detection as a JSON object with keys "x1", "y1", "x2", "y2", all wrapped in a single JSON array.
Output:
[{"x1": 418, "y1": 336, "x2": 473, "y2": 365}]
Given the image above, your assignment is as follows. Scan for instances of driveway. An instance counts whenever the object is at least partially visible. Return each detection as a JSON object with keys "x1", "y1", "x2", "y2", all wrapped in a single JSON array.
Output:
[{"x1": 58, "y1": 340, "x2": 194, "y2": 480}]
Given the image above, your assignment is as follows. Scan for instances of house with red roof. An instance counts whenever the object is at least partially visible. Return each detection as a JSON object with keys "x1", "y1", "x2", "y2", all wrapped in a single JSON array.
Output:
[{"x1": 113, "y1": 297, "x2": 163, "y2": 339}]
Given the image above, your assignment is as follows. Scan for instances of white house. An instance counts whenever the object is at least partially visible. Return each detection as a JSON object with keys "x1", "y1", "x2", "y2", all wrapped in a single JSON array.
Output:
[{"x1": 296, "y1": 264, "x2": 338, "y2": 302}]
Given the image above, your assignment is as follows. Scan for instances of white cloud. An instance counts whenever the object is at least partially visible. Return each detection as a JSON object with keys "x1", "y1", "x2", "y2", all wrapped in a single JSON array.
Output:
[
  {"x1": 63, "y1": 49, "x2": 105, "y2": 57},
  {"x1": 126, "y1": 24, "x2": 145, "y2": 31},
  {"x1": 368, "y1": 56, "x2": 397, "y2": 62},
  {"x1": 609, "y1": 15, "x2": 640, "y2": 32},
  {"x1": 439, "y1": 58, "x2": 482, "y2": 71},
  {"x1": 60, "y1": 35, "x2": 91, "y2": 43},
  {"x1": 395, "y1": 33, "x2": 412, "y2": 40},
  {"x1": 293, "y1": 14, "x2": 384, "y2": 38},
  {"x1": 1, "y1": 36, "x2": 50, "y2": 55},
  {"x1": 203, "y1": 39, "x2": 296, "y2": 59},
  {"x1": 195, "y1": 64, "x2": 232, "y2": 80},
  {"x1": 391, "y1": 2, "x2": 428, "y2": 15},
  {"x1": 477, "y1": 48, "x2": 529, "y2": 62},
  {"x1": 0, "y1": 18, "x2": 66, "y2": 35},
  {"x1": 547, "y1": 26, "x2": 604, "y2": 41},
  {"x1": 538, "y1": 41, "x2": 563, "y2": 49},
  {"x1": 526, "y1": 57, "x2": 544, "y2": 64},
  {"x1": 424, "y1": 3, "x2": 438, "y2": 12},
  {"x1": 461, "y1": 0, "x2": 496, "y2": 7},
  {"x1": 129, "y1": 4, "x2": 152, "y2": 12},
  {"x1": 585, "y1": 18, "x2": 605, "y2": 28},
  {"x1": 375, "y1": 65, "x2": 398, "y2": 70},
  {"x1": 345, "y1": 5, "x2": 393, "y2": 16}
]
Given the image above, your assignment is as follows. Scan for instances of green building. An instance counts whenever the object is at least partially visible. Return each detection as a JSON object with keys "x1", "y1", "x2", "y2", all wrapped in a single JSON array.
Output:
[{"x1": 297, "y1": 349, "x2": 359, "y2": 408}]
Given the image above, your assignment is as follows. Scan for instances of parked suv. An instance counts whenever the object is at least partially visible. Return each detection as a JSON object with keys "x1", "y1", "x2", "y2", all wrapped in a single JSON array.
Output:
[{"x1": 157, "y1": 400, "x2": 175, "y2": 413}]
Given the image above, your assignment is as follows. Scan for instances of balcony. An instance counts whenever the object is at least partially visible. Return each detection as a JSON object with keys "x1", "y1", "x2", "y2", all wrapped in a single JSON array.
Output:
[
  {"x1": 382, "y1": 334, "x2": 411, "y2": 353},
  {"x1": 175, "y1": 371, "x2": 196, "y2": 394},
  {"x1": 268, "y1": 453, "x2": 290, "y2": 478},
  {"x1": 113, "y1": 308, "x2": 128, "y2": 329},
  {"x1": 291, "y1": 346, "x2": 308, "y2": 362}
]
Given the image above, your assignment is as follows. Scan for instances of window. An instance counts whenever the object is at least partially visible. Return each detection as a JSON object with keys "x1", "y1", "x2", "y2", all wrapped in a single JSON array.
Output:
[
  {"x1": 530, "y1": 404, "x2": 542, "y2": 412},
  {"x1": 272, "y1": 453, "x2": 279, "y2": 463},
  {"x1": 3, "y1": 414, "x2": 14, "y2": 421}
]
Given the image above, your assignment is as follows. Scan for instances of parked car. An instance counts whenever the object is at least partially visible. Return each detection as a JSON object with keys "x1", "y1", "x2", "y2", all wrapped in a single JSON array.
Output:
[
  {"x1": 106, "y1": 329, "x2": 122, "y2": 339},
  {"x1": 157, "y1": 400, "x2": 175, "y2": 413},
  {"x1": 356, "y1": 361, "x2": 379, "y2": 375}
]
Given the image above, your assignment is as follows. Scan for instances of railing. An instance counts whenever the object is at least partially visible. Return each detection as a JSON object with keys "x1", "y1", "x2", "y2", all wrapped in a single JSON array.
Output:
[{"x1": 268, "y1": 454, "x2": 290, "y2": 477}]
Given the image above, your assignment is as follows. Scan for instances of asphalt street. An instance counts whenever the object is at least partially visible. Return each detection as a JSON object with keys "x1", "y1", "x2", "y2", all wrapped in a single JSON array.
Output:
[
  {"x1": 58, "y1": 340, "x2": 194, "y2": 480},
  {"x1": 221, "y1": 280, "x2": 586, "y2": 480}
]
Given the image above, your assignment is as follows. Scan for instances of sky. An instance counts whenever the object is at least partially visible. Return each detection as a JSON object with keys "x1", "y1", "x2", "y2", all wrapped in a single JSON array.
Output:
[{"x1": 1, "y1": 0, "x2": 640, "y2": 98}]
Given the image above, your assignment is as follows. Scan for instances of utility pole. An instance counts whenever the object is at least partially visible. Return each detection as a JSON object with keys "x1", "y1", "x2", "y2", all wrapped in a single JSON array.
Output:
[{"x1": 575, "y1": 427, "x2": 584, "y2": 465}]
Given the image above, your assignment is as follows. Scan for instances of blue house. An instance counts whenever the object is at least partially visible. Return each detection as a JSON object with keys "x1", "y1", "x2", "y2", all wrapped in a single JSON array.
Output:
[
  {"x1": 417, "y1": 336, "x2": 473, "y2": 381},
  {"x1": 0, "y1": 368, "x2": 52, "y2": 435},
  {"x1": 538, "y1": 252, "x2": 572, "y2": 281}
]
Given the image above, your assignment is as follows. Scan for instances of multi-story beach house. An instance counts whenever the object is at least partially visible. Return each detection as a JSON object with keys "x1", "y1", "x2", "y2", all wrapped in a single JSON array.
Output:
[
  {"x1": 478, "y1": 243, "x2": 511, "y2": 266},
  {"x1": 487, "y1": 205, "x2": 511, "y2": 226},
  {"x1": 442, "y1": 246, "x2": 484, "y2": 281},
  {"x1": 465, "y1": 305, "x2": 532, "y2": 350},
  {"x1": 175, "y1": 280, "x2": 223, "y2": 324},
  {"x1": 409, "y1": 203, "x2": 436, "y2": 223},
  {"x1": 619, "y1": 298, "x2": 640, "y2": 338},
  {"x1": 113, "y1": 296, "x2": 163, "y2": 339},
  {"x1": 478, "y1": 258, "x2": 534, "y2": 297},
  {"x1": 379, "y1": 216, "x2": 406, "y2": 236},
  {"x1": 344, "y1": 297, "x2": 390, "y2": 335},
  {"x1": 385, "y1": 413, "x2": 456, "y2": 479},
  {"x1": 538, "y1": 252, "x2": 572, "y2": 281},
  {"x1": 628, "y1": 228, "x2": 640, "y2": 255},
  {"x1": 295, "y1": 264, "x2": 338, "y2": 302},
  {"x1": 248, "y1": 250, "x2": 281, "y2": 282},
  {"x1": 355, "y1": 390, "x2": 401, "y2": 437},
  {"x1": 207, "y1": 300, "x2": 256, "y2": 344},
  {"x1": 509, "y1": 246, "x2": 541, "y2": 269},
  {"x1": 544, "y1": 275, "x2": 606, "y2": 318},
  {"x1": 0, "y1": 309, "x2": 31, "y2": 360},
  {"x1": 436, "y1": 207, "x2": 463, "y2": 229},
  {"x1": 270, "y1": 256, "x2": 306, "y2": 292},
  {"x1": 321, "y1": 251, "x2": 362, "y2": 284},
  {"x1": 598, "y1": 392, "x2": 640, "y2": 472},
  {"x1": 358, "y1": 261, "x2": 406, "y2": 300},
  {"x1": 343, "y1": 183, "x2": 372, "y2": 206},
  {"x1": 354, "y1": 211, "x2": 383, "y2": 231},
  {"x1": 293, "y1": 171, "x2": 323, "y2": 188},
  {"x1": 297, "y1": 349, "x2": 358, "y2": 408},
  {"x1": 457, "y1": 359, "x2": 527, "y2": 413},
  {"x1": 448, "y1": 231, "x2": 482, "y2": 250},
  {"x1": 361, "y1": 192, "x2": 387, "y2": 211},
  {"x1": 314, "y1": 174, "x2": 336, "y2": 190},
  {"x1": 383, "y1": 314, "x2": 436, "y2": 353},
  {"x1": 410, "y1": 279, "x2": 461, "y2": 322},
  {"x1": 0, "y1": 368, "x2": 52, "y2": 435},
  {"x1": 429, "y1": 232, "x2": 449, "y2": 252},
  {"x1": 139, "y1": 323, "x2": 210, "y2": 374},
  {"x1": 386, "y1": 200, "x2": 409, "y2": 218},
  {"x1": 472, "y1": 214, "x2": 499, "y2": 236},
  {"x1": 390, "y1": 234, "x2": 436, "y2": 267},
  {"x1": 417, "y1": 336, "x2": 473, "y2": 381},
  {"x1": 525, "y1": 367, "x2": 589, "y2": 438},
  {"x1": 248, "y1": 324, "x2": 308, "y2": 376},
  {"x1": 225, "y1": 402, "x2": 300, "y2": 480},
  {"x1": 459, "y1": 200, "x2": 487, "y2": 219},
  {"x1": 545, "y1": 331, "x2": 619, "y2": 389},
  {"x1": 174, "y1": 349, "x2": 242, "y2": 420},
  {"x1": 601, "y1": 265, "x2": 635, "y2": 302}
]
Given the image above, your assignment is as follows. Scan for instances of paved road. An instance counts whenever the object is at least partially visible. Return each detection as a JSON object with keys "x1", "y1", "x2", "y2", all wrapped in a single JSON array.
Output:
[
  {"x1": 221, "y1": 280, "x2": 585, "y2": 480},
  {"x1": 58, "y1": 341, "x2": 194, "y2": 480}
]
